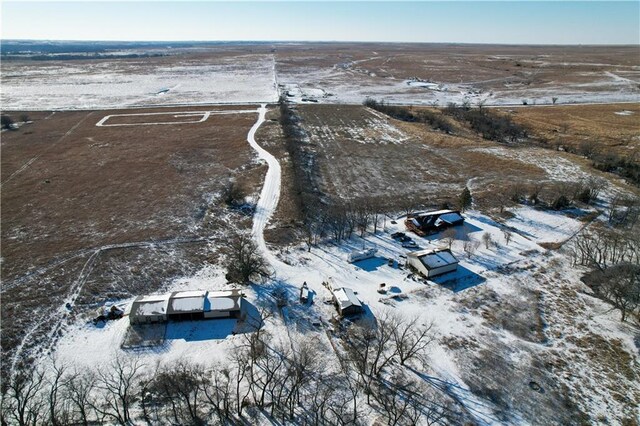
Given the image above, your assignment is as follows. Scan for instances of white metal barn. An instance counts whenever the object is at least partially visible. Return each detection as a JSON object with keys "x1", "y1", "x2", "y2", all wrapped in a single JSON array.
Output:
[
  {"x1": 129, "y1": 294, "x2": 171, "y2": 325},
  {"x1": 406, "y1": 249, "x2": 459, "y2": 278},
  {"x1": 130, "y1": 289, "x2": 244, "y2": 325}
]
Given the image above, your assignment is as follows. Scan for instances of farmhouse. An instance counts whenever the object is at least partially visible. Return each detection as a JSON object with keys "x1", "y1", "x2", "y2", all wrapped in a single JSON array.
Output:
[
  {"x1": 129, "y1": 289, "x2": 244, "y2": 325},
  {"x1": 333, "y1": 287, "x2": 364, "y2": 316},
  {"x1": 405, "y1": 210, "x2": 464, "y2": 236},
  {"x1": 406, "y1": 248, "x2": 459, "y2": 278}
]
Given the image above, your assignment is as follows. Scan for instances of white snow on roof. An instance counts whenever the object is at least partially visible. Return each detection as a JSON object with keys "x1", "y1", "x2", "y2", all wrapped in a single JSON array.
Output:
[
  {"x1": 172, "y1": 290, "x2": 207, "y2": 299},
  {"x1": 136, "y1": 301, "x2": 167, "y2": 316},
  {"x1": 333, "y1": 287, "x2": 362, "y2": 309},
  {"x1": 137, "y1": 294, "x2": 170, "y2": 303},
  {"x1": 170, "y1": 292, "x2": 205, "y2": 313},
  {"x1": 133, "y1": 294, "x2": 170, "y2": 316},
  {"x1": 207, "y1": 297, "x2": 237, "y2": 311},
  {"x1": 409, "y1": 249, "x2": 459, "y2": 269},
  {"x1": 438, "y1": 212, "x2": 464, "y2": 224},
  {"x1": 416, "y1": 209, "x2": 456, "y2": 217}
]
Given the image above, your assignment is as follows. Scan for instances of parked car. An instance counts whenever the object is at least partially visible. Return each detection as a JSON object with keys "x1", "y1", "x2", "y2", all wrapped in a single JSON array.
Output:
[
  {"x1": 391, "y1": 232, "x2": 406, "y2": 239},
  {"x1": 402, "y1": 241, "x2": 419, "y2": 248}
]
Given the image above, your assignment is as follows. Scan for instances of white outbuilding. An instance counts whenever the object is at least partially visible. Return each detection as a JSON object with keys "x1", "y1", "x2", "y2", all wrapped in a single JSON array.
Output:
[
  {"x1": 406, "y1": 248, "x2": 459, "y2": 278},
  {"x1": 332, "y1": 287, "x2": 364, "y2": 316}
]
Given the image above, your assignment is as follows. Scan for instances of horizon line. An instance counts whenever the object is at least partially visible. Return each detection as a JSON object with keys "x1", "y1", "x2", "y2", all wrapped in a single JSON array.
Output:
[{"x1": 3, "y1": 38, "x2": 639, "y2": 47}]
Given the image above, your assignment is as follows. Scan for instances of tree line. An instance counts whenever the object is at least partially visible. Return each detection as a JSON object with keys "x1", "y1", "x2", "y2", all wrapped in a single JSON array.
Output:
[
  {"x1": 1, "y1": 309, "x2": 460, "y2": 425},
  {"x1": 442, "y1": 102, "x2": 528, "y2": 144},
  {"x1": 363, "y1": 99, "x2": 453, "y2": 134}
]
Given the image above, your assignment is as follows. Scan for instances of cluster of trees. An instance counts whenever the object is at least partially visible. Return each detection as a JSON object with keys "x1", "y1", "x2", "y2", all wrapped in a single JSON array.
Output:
[
  {"x1": 1, "y1": 114, "x2": 30, "y2": 129},
  {"x1": 302, "y1": 199, "x2": 391, "y2": 249},
  {"x1": 572, "y1": 225, "x2": 640, "y2": 323},
  {"x1": 1, "y1": 312, "x2": 456, "y2": 425},
  {"x1": 335, "y1": 312, "x2": 456, "y2": 425},
  {"x1": 363, "y1": 99, "x2": 453, "y2": 134},
  {"x1": 582, "y1": 264, "x2": 640, "y2": 323},
  {"x1": 443, "y1": 102, "x2": 528, "y2": 144},
  {"x1": 591, "y1": 152, "x2": 640, "y2": 187},
  {"x1": 548, "y1": 139, "x2": 640, "y2": 186},
  {"x1": 495, "y1": 178, "x2": 608, "y2": 213}
]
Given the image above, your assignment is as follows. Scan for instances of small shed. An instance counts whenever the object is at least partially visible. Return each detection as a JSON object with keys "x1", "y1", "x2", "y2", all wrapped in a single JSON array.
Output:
[
  {"x1": 333, "y1": 287, "x2": 364, "y2": 316},
  {"x1": 407, "y1": 249, "x2": 459, "y2": 278},
  {"x1": 168, "y1": 290, "x2": 206, "y2": 321},
  {"x1": 203, "y1": 289, "x2": 244, "y2": 319},
  {"x1": 129, "y1": 294, "x2": 170, "y2": 325}
]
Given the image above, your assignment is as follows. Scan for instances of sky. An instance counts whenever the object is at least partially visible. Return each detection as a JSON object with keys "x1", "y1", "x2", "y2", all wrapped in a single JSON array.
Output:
[{"x1": 1, "y1": 1, "x2": 639, "y2": 45}]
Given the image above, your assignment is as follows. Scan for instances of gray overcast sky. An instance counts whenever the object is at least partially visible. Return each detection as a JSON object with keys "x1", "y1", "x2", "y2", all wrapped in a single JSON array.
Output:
[{"x1": 2, "y1": 1, "x2": 639, "y2": 44}]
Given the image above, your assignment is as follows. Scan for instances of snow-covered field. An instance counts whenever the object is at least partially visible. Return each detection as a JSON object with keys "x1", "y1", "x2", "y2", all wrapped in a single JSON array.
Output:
[
  {"x1": 3, "y1": 46, "x2": 639, "y2": 110},
  {"x1": 48, "y1": 201, "x2": 639, "y2": 423},
  {"x1": 43, "y1": 106, "x2": 639, "y2": 423},
  {"x1": 278, "y1": 66, "x2": 640, "y2": 107},
  {"x1": 1, "y1": 55, "x2": 279, "y2": 110}
]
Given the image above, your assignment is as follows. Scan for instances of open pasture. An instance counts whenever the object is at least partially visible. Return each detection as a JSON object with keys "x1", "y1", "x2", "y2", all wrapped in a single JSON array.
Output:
[{"x1": 0, "y1": 105, "x2": 264, "y2": 372}]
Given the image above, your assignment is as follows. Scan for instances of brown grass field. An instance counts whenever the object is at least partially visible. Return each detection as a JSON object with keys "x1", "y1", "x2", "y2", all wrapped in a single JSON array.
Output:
[
  {"x1": 1, "y1": 106, "x2": 265, "y2": 370},
  {"x1": 500, "y1": 103, "x2": 640, "y2": 158},
  {"x1": 262, "y1": 102, "x2": 639, "y2": 229}
]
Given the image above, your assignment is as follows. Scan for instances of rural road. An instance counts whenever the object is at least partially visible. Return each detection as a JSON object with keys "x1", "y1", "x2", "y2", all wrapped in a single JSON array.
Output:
[{"x1": 246, "y1": 104, "x2": 297, "y2": 274}]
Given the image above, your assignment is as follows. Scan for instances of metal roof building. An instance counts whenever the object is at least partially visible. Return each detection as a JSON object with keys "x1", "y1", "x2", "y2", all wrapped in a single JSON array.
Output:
[
  {"x1": 203, "y1": 289, "x2": 243, "y2": 319},
  {"x1": 407, "y1": 248, "x2": 459, "y2": 278},
  {"x1": 129, "y1": 294, "x2": 171, "y2": 325},
  {"x1": 129, "y1": 289, "x2": 244, "y2": 325},
  {"x1": 332, "y1": 287, "x2": 364, "y2": 317}
]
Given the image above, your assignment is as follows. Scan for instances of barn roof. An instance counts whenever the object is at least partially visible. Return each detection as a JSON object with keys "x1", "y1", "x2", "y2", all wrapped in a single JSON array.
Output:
[
  {"x1": 205, "y1": 290, "x2": 242, "y2": 312},
  {"x1": 435, "y1": 212, "x2": 464, "y2": 226},
  {"x1": 168, "y1": 290, "x2": 206, "y2": 314},
  {"x1": 408, "y1": 249, "x2": 459, "y2": 270},
  {"x1": 131, "y1": 294, "x2": 170, "y2": 317},
  {"x1": 333, "y1": 287, "x2": 362, "y2": 310}
]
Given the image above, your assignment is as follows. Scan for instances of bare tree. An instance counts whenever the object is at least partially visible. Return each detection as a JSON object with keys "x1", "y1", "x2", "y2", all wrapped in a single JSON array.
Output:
[
  {"x1": 463, "y1": 239, "x2": 480, "y2": 258},
  {"x1": 503, "y1": 229, "x2": 513, "y2": 246},
  {"x1": 64, "y1": 369, "x2": 97, "y2": 426},
  {"x1": 3, "y1": 368, "x2": 46, "y2": 426},
  {"x1": 392, "y1": 317, "x2": 435, "y2": 366},
  {"x1": 46, "y1": 361, "x2": 68, "y2": 426},
  {"x1": 225, "y1": 234, "x2": 272, "y2": 285},
  {"x1": 341, "y1": 313, "x2": 399, "y2": 404},
  {"x1": 585, "y1": 263, "x2": 640, "y2": 322},
  {"x1": 482, "y1": 232, "x2": 493, "y2": 249},
  {"x1": 1, "y1": 114, "x2": 15, "y2": 130},
  {"x1": 148, "y1": 361, "x2": 207, "y2": 425},
  {"x1": 221, "y1": 179, "x2": 246, "y2": 207},
  {"x1": 93, "y1": 356, "x2": 144, "y2": 425},
  {"x1": 441, "y1": 228, "x2": 456, "y2": 250}
]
